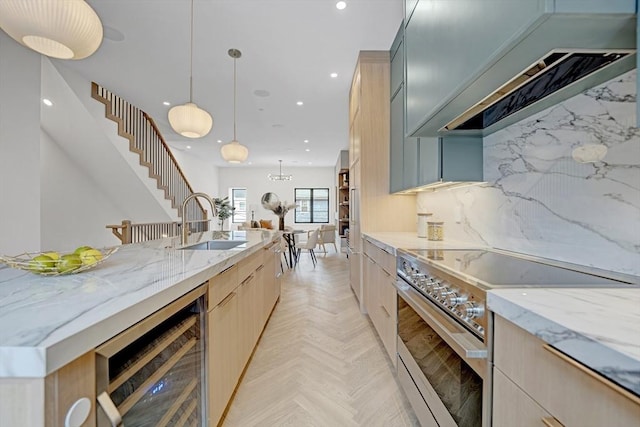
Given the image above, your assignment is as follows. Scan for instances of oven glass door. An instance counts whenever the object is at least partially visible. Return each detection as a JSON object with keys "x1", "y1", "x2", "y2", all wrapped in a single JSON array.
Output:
[{"x1": 398, "y1": 295, "x2": 483, "y2": 427}]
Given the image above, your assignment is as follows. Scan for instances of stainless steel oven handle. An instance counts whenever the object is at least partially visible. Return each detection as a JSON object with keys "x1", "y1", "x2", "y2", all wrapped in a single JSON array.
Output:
[{"x1": 396, "y1": 278, "x2": 487, "y2": 361}]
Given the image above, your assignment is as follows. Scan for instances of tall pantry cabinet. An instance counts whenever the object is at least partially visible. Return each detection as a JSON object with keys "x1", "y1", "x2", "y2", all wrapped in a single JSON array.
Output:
[{"x1": 348, "y1": 51, "x2": 416, "y2": 312}]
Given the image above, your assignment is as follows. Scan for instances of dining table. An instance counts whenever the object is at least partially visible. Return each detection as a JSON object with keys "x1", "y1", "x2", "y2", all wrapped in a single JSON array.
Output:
[{"x1": 281, "y1": 229, "x2": 304, "y2": 268}]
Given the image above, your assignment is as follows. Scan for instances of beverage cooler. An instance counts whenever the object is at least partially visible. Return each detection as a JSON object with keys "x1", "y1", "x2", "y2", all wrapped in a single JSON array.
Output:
[{"x1": 95, "y1": 287, "x2": 207, "y2": 426}]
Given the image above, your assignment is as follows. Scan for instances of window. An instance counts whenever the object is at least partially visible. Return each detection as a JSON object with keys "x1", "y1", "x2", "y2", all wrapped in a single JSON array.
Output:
[
  {"x1": 230, "y1": 188, "x2": 247, "y2": 223},
  {"x1": 294, "y1": 188, "x2": 329, "y2": 223}
]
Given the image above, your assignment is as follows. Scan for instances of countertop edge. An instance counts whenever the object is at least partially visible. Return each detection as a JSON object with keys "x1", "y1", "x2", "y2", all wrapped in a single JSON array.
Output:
[{"x1": 487, "y1": 290, "x2": 640, "y2": 396}]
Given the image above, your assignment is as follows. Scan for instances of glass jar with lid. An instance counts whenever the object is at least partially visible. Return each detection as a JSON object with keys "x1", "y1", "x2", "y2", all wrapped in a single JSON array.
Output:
[{"x1": 427, "y1": 221, "x2": 444, "y2": 241}]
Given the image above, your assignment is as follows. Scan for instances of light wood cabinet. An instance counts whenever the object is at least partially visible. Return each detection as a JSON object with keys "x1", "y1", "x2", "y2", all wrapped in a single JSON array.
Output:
[
  {"x1": 208, "y1": 289, "x2": 239, "y2": 426},
  {"x1": 348, "y1": 51, "x2": 416, "y2": 308},
  {"x1": 206, "y1": 241, "x2": 281, "y2": 426},
  {"x1": 493, "y1": 314, "x2": 640, "y2": 427},
  {"x1": 363, "y1": 239, "x2": 397, "y2": 366}
]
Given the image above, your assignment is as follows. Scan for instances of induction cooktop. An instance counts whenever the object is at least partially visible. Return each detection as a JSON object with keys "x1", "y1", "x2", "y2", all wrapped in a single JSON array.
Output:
[{"x1": 405, "y1": 249, "x2": 633, "y2": 287}]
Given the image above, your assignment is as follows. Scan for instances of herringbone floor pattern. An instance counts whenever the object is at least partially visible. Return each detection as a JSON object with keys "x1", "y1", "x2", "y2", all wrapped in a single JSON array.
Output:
[{"x1": 222, "y1": 249, "x2": 419, "y2": 427}]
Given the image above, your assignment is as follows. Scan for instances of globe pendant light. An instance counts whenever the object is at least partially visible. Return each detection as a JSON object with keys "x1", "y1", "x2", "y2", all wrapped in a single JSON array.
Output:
[
  {"x1": 221, "y1": 49, "x2": 249, "y2": 163},
  {"x1": 0, "y1": 0, "x2": 103, "y2": 60},
  {"x1": 168, "y1": 0, "x2": 213, "y2": 138}
]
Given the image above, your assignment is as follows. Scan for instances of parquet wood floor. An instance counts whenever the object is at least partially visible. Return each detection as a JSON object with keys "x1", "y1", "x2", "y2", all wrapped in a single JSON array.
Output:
[{"x1": 222, "y1": 250, "x2": 419, "y2": 427}]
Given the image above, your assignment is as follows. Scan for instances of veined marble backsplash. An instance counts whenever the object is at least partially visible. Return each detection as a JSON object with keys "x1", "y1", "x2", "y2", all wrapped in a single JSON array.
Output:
[{"x1": 417, "y1": 70, "x2": 640, "y2": 276}]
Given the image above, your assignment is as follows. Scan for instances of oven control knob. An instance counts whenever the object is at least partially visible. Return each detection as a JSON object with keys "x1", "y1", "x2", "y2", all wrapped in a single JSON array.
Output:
[
  {"x1": 447, "y1": 291, "x2": 468, "y2": 306},
  {"x1": 461, "y1": 302, "x2": 485, "y2": 319},
  {"x1": 438, "y1": 287, "x2": 454, "y2": 301},
  {"x1": 411, "y1": 273, "x2": 426, "y2": 285},
  {"x1": 430, "y1": 286, "x2": 444, "y2": 297}
]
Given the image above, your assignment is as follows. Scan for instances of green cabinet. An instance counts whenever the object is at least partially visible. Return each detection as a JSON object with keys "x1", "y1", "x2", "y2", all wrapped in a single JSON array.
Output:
[
  {"x1": 405, "y1": 0, "x2": 636, "y2": 137},
  {"x1": 418, "y1": 136, "x2": 482, "y2": 185}
]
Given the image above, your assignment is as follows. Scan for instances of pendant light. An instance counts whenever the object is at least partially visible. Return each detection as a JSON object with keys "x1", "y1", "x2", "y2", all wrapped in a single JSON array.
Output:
[
  {"x1": 268, "y1": 160, "x2": 293, "y2": 181},
  {"x1": 168, "y1": 0, "x2": 213, "y2": 138},
  {"x1": 220, "y1": 48, "x2": 249, "y2": 163},
  {"x1": 0, "y1": 0, "x2": 103, "y2": 60}
]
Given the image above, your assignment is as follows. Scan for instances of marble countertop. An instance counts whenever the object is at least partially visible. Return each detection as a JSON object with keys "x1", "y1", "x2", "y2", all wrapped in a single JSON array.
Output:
[
  {"x1": 361, "y1": 231, "x2": 487, "y2": 255},
  {"x1": 488, "y1": 288, "x2": 640, "y2": 396},
  {"x1": 0, "y1": 230, "x2": 279, "y2": 378}
]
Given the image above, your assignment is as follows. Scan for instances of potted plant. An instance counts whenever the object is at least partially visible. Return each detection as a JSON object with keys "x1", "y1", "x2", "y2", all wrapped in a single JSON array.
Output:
[{"x1": 214, "y1": 197, "x2": 235, "y2": 231}]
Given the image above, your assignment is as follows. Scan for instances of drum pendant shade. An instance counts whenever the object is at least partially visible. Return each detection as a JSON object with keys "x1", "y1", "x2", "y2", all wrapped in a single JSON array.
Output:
[{"x1": 0, "y1": 0, "x2": 103, "y2": 60}]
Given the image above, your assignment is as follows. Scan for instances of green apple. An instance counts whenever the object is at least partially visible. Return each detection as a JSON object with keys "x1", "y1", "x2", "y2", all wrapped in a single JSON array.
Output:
[
  {"x1": 42, "y1": 251, "x2": 60, "y2": 261},
  {"x1": 28, "y1": 254, "x2": 56, "y2": 273},
  {"x1": 57, "y1": 254, "x2": 82, "y2": 273},
  {"x1": 79, "y1": 249, "x2": 103, "y2": 266},
  {"x1": 73, "y1": 245, "x2": 93, "y2": 255}
]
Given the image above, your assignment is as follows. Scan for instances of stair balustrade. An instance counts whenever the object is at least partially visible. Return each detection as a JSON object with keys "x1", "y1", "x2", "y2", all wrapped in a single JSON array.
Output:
[
  {"x1": 107, "y1": 219, "x2": 211, "y2": 244},
  {"x1": 91, "y1": 82, "x2": 207, "y2": 225}
]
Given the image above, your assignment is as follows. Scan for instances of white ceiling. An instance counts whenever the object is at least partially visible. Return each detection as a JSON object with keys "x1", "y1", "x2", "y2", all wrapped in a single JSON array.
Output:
[{"x1": 55, "y1": 0, "x2": 403, "y2": 168}]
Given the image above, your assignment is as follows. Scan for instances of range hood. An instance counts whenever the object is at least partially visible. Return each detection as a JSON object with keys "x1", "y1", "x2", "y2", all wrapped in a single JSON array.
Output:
[
  {"x1": 444, "y1": 49, "x2": 634, "y2": 131},
  {"x1": 408, "y1": 6, "x2": 637, "y2": 138}
]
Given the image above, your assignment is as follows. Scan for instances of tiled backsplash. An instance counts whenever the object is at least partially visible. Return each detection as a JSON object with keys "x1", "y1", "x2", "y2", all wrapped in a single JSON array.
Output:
[{"x1": 417, "y1": 70, "x2": 640, "y2": 276}]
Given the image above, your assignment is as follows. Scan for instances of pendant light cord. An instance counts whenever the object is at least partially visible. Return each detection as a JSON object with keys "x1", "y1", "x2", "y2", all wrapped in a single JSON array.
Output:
[
  {"x1": 189, "y1": 0, "x2": 194, "y2": 103},
  {"x1": 233, "y1": 55, "x2": 237, "y2": 140}
]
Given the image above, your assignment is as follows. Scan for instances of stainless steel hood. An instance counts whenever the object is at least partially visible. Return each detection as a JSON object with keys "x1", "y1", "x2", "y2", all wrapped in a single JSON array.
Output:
[{"x1": 444, "y1": 49, "x2": 635, "y2": 131}]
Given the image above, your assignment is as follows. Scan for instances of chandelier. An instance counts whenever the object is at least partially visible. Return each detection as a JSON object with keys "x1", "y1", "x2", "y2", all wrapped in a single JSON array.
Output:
[
  {"x1": 220, "y1": 48, "x2": 249, "y2": 163},
  {"x1": 268, "y1": 160, "x2": 293, "y2": 181},
  {"x1": 168, "y1": 0, "x2": 213, "y2": 138},
  {"x1": 0, "y1": 0, "x2": 103, "y2": 60}
]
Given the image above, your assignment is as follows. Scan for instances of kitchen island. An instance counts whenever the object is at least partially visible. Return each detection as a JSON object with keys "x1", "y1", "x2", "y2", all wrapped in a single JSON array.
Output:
[{"x1": 0, "y1": 229, "x2": 280, "y2": 426}]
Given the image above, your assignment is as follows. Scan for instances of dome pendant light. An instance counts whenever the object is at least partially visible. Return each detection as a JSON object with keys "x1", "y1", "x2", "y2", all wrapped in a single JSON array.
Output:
[
  {"x1": 221, "y1": 48, "x2": 249, "y2": 163},
  {"x1": 168, "y1": 0, "x2": 213, "y2": 138},
  {"x1": 0, "y1": 0, "x2": 103, "y2": 60}
]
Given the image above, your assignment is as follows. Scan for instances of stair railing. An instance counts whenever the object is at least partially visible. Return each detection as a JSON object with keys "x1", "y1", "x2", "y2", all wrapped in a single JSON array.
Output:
[
  {"x1": 91, "y1": 82, "x2": 206, "y2": 223},
  {"x1": 107, "y1": 219, "x2": 211, "y2": 244}
]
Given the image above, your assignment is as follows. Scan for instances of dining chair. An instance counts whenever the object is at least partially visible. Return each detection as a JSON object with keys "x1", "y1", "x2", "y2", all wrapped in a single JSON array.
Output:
[
  {"x1": 296, "y1": 229, "x2": 320, "y2": 267},
  {"x1": 317, "y1": 224, "x2": 338, "y2": 253}
]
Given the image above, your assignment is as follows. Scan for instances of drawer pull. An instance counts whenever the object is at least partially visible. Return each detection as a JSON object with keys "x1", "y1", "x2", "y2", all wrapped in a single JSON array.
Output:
[
  {"x1": 543, "y1": 344, "x2": 640, "y2": 405},
  {"x1": 97, "y1": 392, "x2": 122, "y2": 426},
  {"x1": 541, "y1": 416, "x2": 564, "y2": 427},
  {"x1": 217, "y1": 291, "x2": 236, "y2": 308},
  {"x1": 380, "y1": 304, "x2": 390, "y2": 318}
]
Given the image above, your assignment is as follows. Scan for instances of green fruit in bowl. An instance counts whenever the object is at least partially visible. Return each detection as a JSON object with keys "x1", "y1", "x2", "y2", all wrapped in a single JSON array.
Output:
[
  {"x1": 73, "y1": 245, "x2": 93, "y2": 255},
  {"x1": 28, "y1": 254, "x2": 56, "y2": 274},
  {"x1": 42, "y1": 251, "x2": 60, "y2": 261},
  {"x1": 79, "y1": 249, "x2": 103, "y2": 266},
  {"x1": 57, "y1": 254, "x2": 82, "y2": 273}
]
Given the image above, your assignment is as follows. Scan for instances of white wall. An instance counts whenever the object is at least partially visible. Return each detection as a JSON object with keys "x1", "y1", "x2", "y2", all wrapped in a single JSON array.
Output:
[
  {"x1": 417, "y1": 70, "x2": 640, "y2": 276},
  {"x1": 0, "y1": 33, "x2": 41, "y2": 254},
  {"x1": 40, "y1": 131, "x2": 130, "y2": 250},
  {"x1": 218, "y1": 166, "x2": 335, "y2": 232},
  {"x1": 171, "y1": 149, "x2": 219, "y2": 200}
]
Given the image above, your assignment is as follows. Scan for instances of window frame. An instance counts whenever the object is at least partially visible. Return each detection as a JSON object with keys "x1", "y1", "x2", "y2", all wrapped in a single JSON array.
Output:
[
  {"x1": 230, "y1": 188, "x2": 247, "y2": 223},
  {"x1": 294, "y1": 187, "x2": 330, "y2": 224}
]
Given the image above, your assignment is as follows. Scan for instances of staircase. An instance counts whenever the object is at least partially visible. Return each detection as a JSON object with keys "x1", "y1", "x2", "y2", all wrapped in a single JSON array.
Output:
[{"x1": 91, "y1": 82, "x2": 206, "y2": 224}]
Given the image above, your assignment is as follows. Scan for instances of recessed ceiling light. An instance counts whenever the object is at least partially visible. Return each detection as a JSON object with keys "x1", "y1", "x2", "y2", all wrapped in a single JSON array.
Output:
[
  {"x1": 305, "y1": 148, "x2": 311, "y2": 152},
  {"x1": 308, "y1": 162, "x2": 312, "y2": 165},
  {"x1": 42, "y1": 98, "x2": 53, "y2": 106},
  {"x1": 163, "y1": 101, "x2": 171, "y2": 106},
  {"x1": 336, "y1": 1, "x2": 347, "y2": 10},
  {"x1": 304, "y1": 139, "x2": 309, "y2": 143},
  {"x1": 330, "y1": 72, "x2": 338, "y2": 78},
  {"x1": 248, "y1": 161, "x2": 252, "y2": 165},
  {"x1": 217, "y1": 140, "x2": 222, "y2": 143},
  {"x1": 186, "y1": 145, "x2": 191, "y2": 149},
  {"x1": 296, "y1": 101, "x2": 304, "y2": 106}
]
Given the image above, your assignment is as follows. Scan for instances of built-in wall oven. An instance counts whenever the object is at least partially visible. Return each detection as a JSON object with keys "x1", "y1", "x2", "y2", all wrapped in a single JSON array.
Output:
[
  {"x1": 395, "y1": 248, "x2": 632, "y2": 427},
  {"x1": 95, "y1": 286, "x2": 207, "y2": 426}
]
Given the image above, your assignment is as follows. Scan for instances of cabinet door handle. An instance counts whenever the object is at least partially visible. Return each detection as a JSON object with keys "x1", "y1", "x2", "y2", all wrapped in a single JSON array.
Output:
[
  {"x1": 241, "y1": 273, "x2": 255, "y2": 285},
  {"x1": 380, "y1": 304, "x2": 390, "y2": 318},
  {"x1": 217, "y1": 291, "x2": 236, "y2": 308},
  {"x1": 543, "y1": 344, "x2": 640, "y2": 405},
  {"x1": 97, "y1": 392, "x2": 123, "y2": 426},
  {"x1": 256, "y1": 264, "x2": 265, "y2": 272},
  {"x1": 541, "y1": 416, "x2": 564, "y2": 427}
]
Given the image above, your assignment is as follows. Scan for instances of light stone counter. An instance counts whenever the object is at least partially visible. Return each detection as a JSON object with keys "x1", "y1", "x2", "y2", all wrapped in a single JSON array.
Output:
[
  {"x1": 0, "y1": 230, "x2": 279, "y2": 378},
  {"x1": 488, "y1": 288, "x2": 640, "y2": 396},
  {"x1": 361, "y1": 231, "x2": 487, "y2": 255}
]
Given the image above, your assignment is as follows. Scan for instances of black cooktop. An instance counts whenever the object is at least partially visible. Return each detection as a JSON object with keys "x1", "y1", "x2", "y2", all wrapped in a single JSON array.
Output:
[{"x1": 406, "y1": 249, "x2": 632, "y2": 287}]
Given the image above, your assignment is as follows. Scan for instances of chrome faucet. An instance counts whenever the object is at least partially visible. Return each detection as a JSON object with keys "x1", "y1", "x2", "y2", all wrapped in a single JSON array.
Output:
[{"x1": 181, "y1": 192, "x2": 218, "y2": 245}]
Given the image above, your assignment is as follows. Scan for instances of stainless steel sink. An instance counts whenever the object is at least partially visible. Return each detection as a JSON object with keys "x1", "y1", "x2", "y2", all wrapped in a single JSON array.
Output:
[{"x1": 179, "y1": 240, "x2": 248, "y2": 250}]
